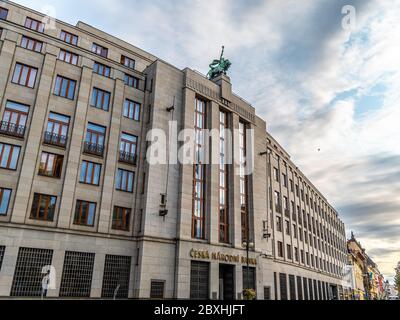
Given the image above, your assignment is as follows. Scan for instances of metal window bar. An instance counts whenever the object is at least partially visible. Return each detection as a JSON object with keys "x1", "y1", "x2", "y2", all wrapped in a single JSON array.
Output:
[
  {"x1": 59, "y1": 251, "x2": 95, "y2": 297},
  {"x1": 10, "y1": 247, "x2": 53, "y2": 297},
  {"x1": 101, "y1": 254, "x2": 131, "y2": 298}
]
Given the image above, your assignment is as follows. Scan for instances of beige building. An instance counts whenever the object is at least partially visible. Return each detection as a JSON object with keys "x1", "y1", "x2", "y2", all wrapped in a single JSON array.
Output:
[{"x1": 0, "y1": 1, "x2": 348, "y2": 299}]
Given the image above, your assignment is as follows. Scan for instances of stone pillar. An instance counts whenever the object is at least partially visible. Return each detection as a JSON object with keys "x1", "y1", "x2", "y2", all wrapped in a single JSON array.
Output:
[
  {"x1": 46, "y1": 249, "x2": 65, "y2": 298},
  {"x1": 57, "y1": 61, "x2": 92, "y2": 228},
  {"x1": 90, "y1": 253, "x2": 105, "y2": 298},
  {"x1": 176, "y1": 88, "x2": 195, "y2": 240},
  {"x1": 232, "y1": 113, "x2": 242, "y2": 249},
  {"x1": 98, "y1": 78, "x2": 124, "y2": 233},
  {"x1": 208, "y1": 100, "x2": 220, "y2": 244},
  {"x1": 210, "y1": 261, "x2": 219, "y2": 299},
  {"x1": 0, "y1": 245, "x2": 18, "y2": 296},
  {"x1": 236, "y1": 264, "x2": 243, "y2": 300},
  {"x1": 11, "y1": 47, "x2": 58, "y2": 223},
  {"x1": 0, "y1": 30, "x2": 17, "y2": 104}
]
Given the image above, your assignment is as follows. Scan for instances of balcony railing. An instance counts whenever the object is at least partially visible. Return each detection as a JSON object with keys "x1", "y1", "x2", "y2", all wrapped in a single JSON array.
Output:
[
  {"x1": 83, "y1": 141, "x2": 104, "y2": 157},
  {"x1": 119, "y1": 150, "x2": 137, "y2": 165},
  {"x1": 0, "y1": 121, "x2": 25, "y2": 138},
  {"x1": 43, "y1": 131, "x2": 67, "y2": 148}
]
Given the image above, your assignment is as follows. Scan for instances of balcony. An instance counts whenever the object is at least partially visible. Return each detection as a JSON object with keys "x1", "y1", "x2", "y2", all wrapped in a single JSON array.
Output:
[
  {"x1": 0, "y1": 121, "x2": 25, "y2": 138},
  {"x1": 43, "y1": 131, "x2": 67, "y2": 148},
  {"x1": 119, "y1": 150, "x2": 136, "y2": 165},
  {"x1": 83, "y1": 141, "x2": 104, "y2": 157}
]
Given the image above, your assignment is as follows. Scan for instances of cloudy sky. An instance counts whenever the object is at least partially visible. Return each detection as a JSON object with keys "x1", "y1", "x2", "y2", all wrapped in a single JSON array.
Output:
[{"x1": 12, "y1": 0, "x2": 400, "y2": 281}]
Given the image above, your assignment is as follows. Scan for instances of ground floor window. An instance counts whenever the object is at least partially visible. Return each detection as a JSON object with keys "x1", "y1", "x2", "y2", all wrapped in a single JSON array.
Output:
[
  {"x1": 59, "y1": 251, "x2": 95, "y2": 297},
  {"x1": 190, "y1": 261, "x2": 209, "y2": 299},
  {"x1": 279, "y1": 273, "x2": 287, "y2": 300},
  {"x1": 10, "y1": 247, "x2": 53, "y2": 297},
  {"x1": 101, "y1": 254, "x2": 131, "y2": 298},
  {"x1": 150, "y1": 280, "x2": 165, "y2": 299},
  {"x1": 243, "y1": 266, "x2": 256, "y2": 295}
]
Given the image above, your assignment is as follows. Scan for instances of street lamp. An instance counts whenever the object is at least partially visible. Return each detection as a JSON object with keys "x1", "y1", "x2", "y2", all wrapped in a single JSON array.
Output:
[{"x1": 242, "y1": 240, "x2": 254, "y2": 296}]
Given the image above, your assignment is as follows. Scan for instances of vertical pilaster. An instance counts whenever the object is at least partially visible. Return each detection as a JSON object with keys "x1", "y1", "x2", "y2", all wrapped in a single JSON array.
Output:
[
  {"x1": 57, "y1": 62, "x2": 92, "y2": 228},
  {"x1": 232, "y1": 113, "x2": 242, "y2": 249},
  {"x1": 208, "y1": 100, "x2": 219, "y2": 244},
  {"x1": 0, "y1": 30, "x2": 17, "y2": 105},
  {"x1": 98, "y1": 79, "x2": 124, "y2": 233},
  {"x1": 11, "y1": 48, "x2": 57, "y2": 223},
  {"x1": 90, "y1": 253, "x2": 105, "y2": 298}
]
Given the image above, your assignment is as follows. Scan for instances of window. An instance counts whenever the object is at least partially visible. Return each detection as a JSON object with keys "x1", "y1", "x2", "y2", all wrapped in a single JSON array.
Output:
[
  {"x1": 121, "y1": 55, "x2": 135, "y2": 69},
  {"x1": 0, "y1": 7, "x2": 8, "y2": 20},
  {"x1": 54, "y1": 76, "x2": 76, "y2": 99},
  {"x1": 123, "y1": 99, "x2": 140, "y2": 121},
  {"x1": 0, "y1": 143, "x2": 20, "y2": 170},
  {"x1": 124, "y1": 74, "x2": 139, "y2": 88},
  {"x1": 92, "y1": 43, "x2": 108, "y2": 58},
  {"x1": 93, "y1": 62, "x2": 111, "y2": 77},
  {"x1": 21, "y1": 36, "x2": 42, "y2": 52},
  {"x1": 30, "y1": 193, "x2": 57, "y2": 221},
  {"x1": 0, "y1": 188, "x2": 11, "y2": 215},
  {"x1": 101, "y1": 255, "x2": 131, "y2": 298},
  {"x1": 119, "y1": 133, "x2": 137, "y2": 164},
  {"x1": 10, "y1": 248, "x2": 53, "y2": 297},
  {"x1": 282, "y1": 173, "x2": 287, "y2": 187},
  {"x1": 219, "y1": 110, "x2": 229, "y2": 243},
  {"x1": 116, "y1": 169, "x2": 134, "y2": 192},
  {"x1": 44, "y1": 112, "x2": 69, "y2": 147},
  {"x1": 276, "y1": 216, "x2": 282, "y2": 232},
  {"x1": 91, "y1": 88, "x2": 110, "y2": 111},
  {"x1": 74, "y1": 200, "x2": 96, "y2": 226},
  {"x1": 293, "y1": 224, "x2": 297, "y2": 238},
  {"x1": 294, "y1": 247, "x2": 299, "y2": 262},
  {"x1": 58, "y1": 49, "x2": 78, "y2": 65},
  {"x1": 0, "y1": 101, "x2": 29, "y2": 138},
  {"x1": 279, "y1": 273, "x2": 287, "y2": 300},
  {"x1": 285, "y1": 220, "x2": 290, "y2": 235},
  {"x1": 277, "y1": 241, "x2": 283, "y2": 257},
  {"x1": 283, "y1": 196, "x2": 289, "y2": 215},
  {"x1": 289, "y1": 275, "x2": 296, "y2": 300},
  {"x1": 84, "y1": 123, "x2": 106, "y2": 156},
  {"x1": 112, "y1": 206, "x2": 131, "y2": 231},
  {"x1": 273, "y1": 167, "x2": 279, "y2": 182},
  {"x1": 25, "y1": 17, "x2": 45, "y2": 33},
  {"x1": 59, "y1": 251, "x2": 95, "y2": 297},
  {"x1": 79, "y1": 161, "x2": 101, "y2": 185},
  {"x1": 60, "y1": 30, "x2": 78, "y2": 45},
  {"x1": 38, "y1": 152, "x2": 63, "y2": 178},
  {"x1": 287, "y1": 245, "x2": 292, "y2": 259},
  {"x1": 192, "y1": 97, "x2": 207, "y2": 240},
  {"x1": 150, "y1": 280, "x2": 165, "y2": 299},
  {"x1": 274, "y1": 191, "x2": 281, "y2": 212},
  {"x1": 290, "y1": 179, "x2": 294, "y2": 191},
  {"x1": 12, "y1": 63, "x2": 38, "y2": 88},
  {"x1": 190, "y1": 261, "x2": 209, "y2": 299},
  {"x1": 239, "y1": 121, "x2": 250, "y2": 242}
]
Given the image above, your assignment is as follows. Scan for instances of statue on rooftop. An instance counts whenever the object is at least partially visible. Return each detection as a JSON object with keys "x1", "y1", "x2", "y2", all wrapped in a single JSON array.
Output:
[{"x1": 207, "y1": 46, "x2": 231, "y2": 79}]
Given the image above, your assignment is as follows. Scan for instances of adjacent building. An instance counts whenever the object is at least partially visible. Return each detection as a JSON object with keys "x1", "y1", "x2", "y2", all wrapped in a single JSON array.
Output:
[{"x1": 0, "y1": 1, "x2": 348, "y2": 299}]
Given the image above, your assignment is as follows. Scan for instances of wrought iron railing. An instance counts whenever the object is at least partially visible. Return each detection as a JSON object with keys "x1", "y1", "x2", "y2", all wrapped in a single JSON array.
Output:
[
  {"x1": 83, "y1": 141, "x2": 104, "y2": 156},
  {"x1": 43, "y1": 131, "x2": 67, "y2": 147},
  {"x1": 119, "y1": 151, "x2": 136, "y2": 165},
  {"x1": 0, "y1": 121, "x2": 25, "y2": 138}
]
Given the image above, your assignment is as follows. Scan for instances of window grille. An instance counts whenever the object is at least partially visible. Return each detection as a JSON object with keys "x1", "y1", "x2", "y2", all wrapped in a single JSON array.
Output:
[
  {"x1": 59, "y1": 251, "x2": 95, "y2": 297},
  {"x1": 101, "y1": 255, "x2": 131, "y2": 298},
  {"x1": 0, "y1": 246, "x2": 5, "y2": 271},
  {"x1": 150, "y1": 280, "x2": 165, "y2": 299},
  {"x1": 10, "y1": 247, "x2": 53, "y2": 297}
]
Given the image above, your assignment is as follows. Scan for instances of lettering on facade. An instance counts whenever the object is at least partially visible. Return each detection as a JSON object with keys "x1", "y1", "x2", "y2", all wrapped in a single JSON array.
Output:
[
  {"x1": 190, "y1": 249, "x2": 257, "y2": 266},
  {"x1": 185, "y1": 77, "x2": 256, "y2": 123}
]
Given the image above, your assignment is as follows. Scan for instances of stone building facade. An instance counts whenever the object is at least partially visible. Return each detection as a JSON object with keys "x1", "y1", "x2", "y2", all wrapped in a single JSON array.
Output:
[{"x1": 0, "y1": 1, "x2": 348, "y2": 299}]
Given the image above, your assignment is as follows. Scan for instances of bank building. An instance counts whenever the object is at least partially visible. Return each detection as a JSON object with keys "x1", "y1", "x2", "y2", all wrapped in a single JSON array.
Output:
[{"x1": 0, "y1": 1, "x2": 349, "y2": 299}]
